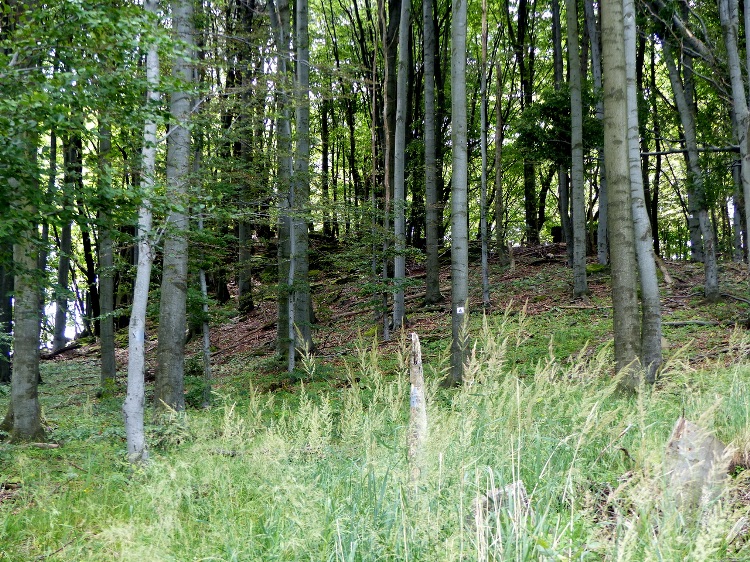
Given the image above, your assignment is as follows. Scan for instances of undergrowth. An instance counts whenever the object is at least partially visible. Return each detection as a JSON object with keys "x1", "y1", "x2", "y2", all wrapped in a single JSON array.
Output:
[{"x1": 1, "y1": 311, "x2": 749, "y2": 561}]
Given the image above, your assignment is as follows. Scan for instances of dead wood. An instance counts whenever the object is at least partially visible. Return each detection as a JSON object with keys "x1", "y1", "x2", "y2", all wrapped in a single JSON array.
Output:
[{"x1": 40, "y1": 342, "x2": 82, "y2": 360}]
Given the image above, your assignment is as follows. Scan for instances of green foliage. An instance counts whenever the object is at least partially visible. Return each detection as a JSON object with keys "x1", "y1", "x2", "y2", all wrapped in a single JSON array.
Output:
[{"x1": 515, "y1": 85, "x2": 603, "y2": 168}]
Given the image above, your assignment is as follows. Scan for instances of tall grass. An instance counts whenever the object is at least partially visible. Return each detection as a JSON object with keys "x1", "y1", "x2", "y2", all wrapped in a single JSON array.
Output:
[{"x1": 1, "y1": 314, "x2": 749, "y2": 561}]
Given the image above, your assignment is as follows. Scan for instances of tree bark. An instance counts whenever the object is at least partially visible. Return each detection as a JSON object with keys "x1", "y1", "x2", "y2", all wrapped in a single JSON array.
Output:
[
  {"x1": 293, "y1": 0, "x2": 313, "y2": 353},
  {"x1": 98, "y1": 120, "x2": 117, "y2": 386},
  {"x1": 719, "y1": 0, "x2": 750, "y2": 272},
  {"x1": 9, "y1": 223, "x2": 45, "y2": 442},
  {"x1": 448, "y1": 0, "x2": 468, "y2": 385},
  {"x1": 155, "y1": 0, "x2": 195, "y2": 412},
  {"x1": 479, "y1": 0, "x2": 490, "y2": 307},
  {"x1": 567, "y1": 0, "x2": 588, "y2": 298},
  {"x1": 0, "y1": 241, "x2": 12, "y2": 385},
  {"x1": 662, "y1": 39, "x2": 719, "y2": 302},
  {"x1": 392, "y1": 0, "x2": 410, "y2": 328},
  {"x1": 625, "y1": 0, "x2": 662, "y2": 382},
  {"x1": 584, "y1": 0, "x2": 608, "y2": 264},
  {"x1": 423, "y1": 0, "x2": 442, "y2": 304},
  {"x1": 124, "y1": 0, "x2": 160, "y2": 463},
  {"x1": 602, "y1": 0, "x2": 641, "y2": 389}
]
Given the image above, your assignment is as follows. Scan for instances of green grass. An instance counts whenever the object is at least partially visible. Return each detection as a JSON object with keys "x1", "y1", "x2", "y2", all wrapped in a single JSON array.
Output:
[{"x1": 2, "y1": 312, "x2": 750, "y2": 560}]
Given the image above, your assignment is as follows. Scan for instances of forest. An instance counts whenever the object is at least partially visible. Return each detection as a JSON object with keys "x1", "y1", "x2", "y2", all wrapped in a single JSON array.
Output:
[{"x1": 3, "y1": 0, "x2": 750, "y2": 559}]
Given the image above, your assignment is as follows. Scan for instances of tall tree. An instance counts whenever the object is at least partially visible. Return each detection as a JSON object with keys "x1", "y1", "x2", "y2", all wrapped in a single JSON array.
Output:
[
  {"x1": 98, "y1": 119, "x2": 117, "y2": 386},
  {"x1": 566, "y1": 0, "x2": 588, "y2": 298},
  {"x1": 423, "y1": 0, "x2": 442, "y2": 304},
  {"x1": 601, "y1": 0, "x2": 640, "y2": 389},
  {"x1": 124, "y1": 0, "x2": 160, "y2": 463},
  {"x1": 661, "y1": 38, "x2": 719, "y2": 301},
  {"x1": 625, "y1": 0, "x2": 661, "y2": 382},
  {"x1": 292, "y1": 0, "x2": 313, "y2": 353},
  {"x1": 392, "y1": 0, "x2": 410, "y2": 328},
  {"x1": 155, "y1": 0, "x2": 195, "y2": 412},
  {"x1": 448, "y1": 0, "x2": 468, "y2": 385},
  {"x1": 584, "y1": 0, "x2": 608, "y2": 264},
  {"x1": 479, "y1": 0, "x2": 490, "y2": 308},
  {"x1": 268, "y1": 0, "x2": 294, "y2": 365},
  {"x1": 718, "y1": 0, "x2": 750, "y2": 271}
]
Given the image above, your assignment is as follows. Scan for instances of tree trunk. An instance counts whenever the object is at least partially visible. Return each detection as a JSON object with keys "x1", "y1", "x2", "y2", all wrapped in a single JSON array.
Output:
[
  {"x1": 155, "y1": 0, "x2": 195, "y2": 412},
  {"x1": 602, "y1": 0, "x2": 641, "y2": 389},
  {"x1": 124, "y1": 0, "x2": 160, "y2": 463},
  {"x1": 584, "y1": 0, "x2": 608, "y2": 264},
  {"x1": 423, "y1": 0, "x2": 442, "y2": 304},
  {"x1": 269, "y1": 0, "x2": 293, "y2": 361},
  {"x1": 479, "y1": 0, "x2": 490, "y2": 308},
  {"x1": 98, "y1": 120, "x2": 116, "y2": 386},
  {"x1": 53, "y1": 137, "x2": 73, "y2": 351},
  {"x1": 625, "y1": 0, "x2": 662, "y2": 382},
  {"x1": 494, "y1": 60, "x2": 508, "y2": 265},
  {"x1": 719, "y1": 0, "x2": 750, "y2": 271},
  {"x1": 392, "y1": 0, "x2": 410, "y2": 328},
  {"x1": 448, "y1": 0, "x2": 468, "y2": 385},
  {"x1": 9, "y1": 224, "x2": 45, "y2": 442},
  {"x1": 293, "y1": 0, "x2": 313, "y2": 353},
  {"x1": 0, "y1": 241, "x2": 12, "y2": 385},
  {"x1": 662, "y1": 39, "x2": 719, "y2": 302},
  {"x1": 567, "y1": 0, "x2": 588, "y2": 297}
]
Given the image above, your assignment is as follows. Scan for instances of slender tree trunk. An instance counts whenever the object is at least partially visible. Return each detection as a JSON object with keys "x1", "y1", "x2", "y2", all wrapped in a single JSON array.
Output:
[
  {"x1": 53, "y1": 138, "x2": 73, "y2": 351},
  {"x1": 719, "y1": 0, "x2": 750, "y2": 271},
  {"x1": 479, "y1": 0, "x2": 490, "y2": 308},
  {"x1": 392, "y1": 0, "x2": 411, "y2": 328},
  {"x1": 155, "y1": 0, "x2": 194, "y2": 412},
  {"x1": 567, "y1": 0, "x2": 588, "y2": 297},
  {"x1": 662, "y1": 39, "x2": 719, "y2": 301},
  {"x1": 584, "y1": 0, "x2": 608, "y2": 264},
  {"x1": 625, "y1": 0, "x2": 661, "y2": 382},
  {"x1": 423, "y1": 0, "x2": 442, "y2": 304},
  {"x1": 494, "y1": 60, "x2": 508, "y2": 265},
  {"x1": 293, "y1": 0, "x2": 313, "y2": 352},
  {"x1": 269, "y1": 0, "x2": 293, "y2": 361},
  {"x1": 124, "y1": 0, "x2": 160, "y2": 463},
  {"x1": 552, "y1": 0, "x2": 572, "y2": 266},
  {"x1": 0, "y1": 241, "x2": 12, "y2": 385},
  {"x1": 448, "y1": 0, "x2": 468, "y2": 385},
  {"x1": 602, "y1": 0, "x2": 641, "y2": 389},
  {"x1": 98, "y1": 120, "x2": 116, "y2": 386}
]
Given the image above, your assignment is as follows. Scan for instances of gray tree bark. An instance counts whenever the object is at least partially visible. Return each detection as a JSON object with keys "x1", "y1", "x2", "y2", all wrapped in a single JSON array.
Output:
[
  {"x1": 392, "y1": 0, "x2": 411, "y2": 328},
  {"x1": 662, "y1": 39, "x2": 719, "y2": 302},
  {"x1": 584, "y1": 0, "x2": 608, "y2": 264},
  {"x1": 479, "y1": 0, "x2": 490, "y2": 308},
  {"x1": 719, "y1": 0, "x2": 750, "y2": 270},
  {"x1": 98, "y1": 120, "x2": 117, "y2": 386},
  {"x1": 268, "y1": 0, "x2": 293, "y2": 362},
  {"x1": 124, "y1": 0, "x2": 160, "y2": 463},
  {"x1": 567, "y1": 0, "x2": 588, "y2": 298},
  {"x1": 448, "y1": 0, "x2": 468, "y2": 385},
  {"x1": 155, "y1": 0, "x2": 195, "y2": 412},
  {"x1": 293, "y1": 0, "x2": 313, "y2": 353},
  {"x1": 9, "y1": 223, "x2": 45, "y2": 442},
  {"x1": 0, "y1": 241, "x2": 11, "y2": 385},
  {"x1": 423, "y1": 0, "x2": 442, "y2": 305},
  {"x1": 625, "y1": 0, "x2": 662, "y2": 382},
  {"x1": 602, "y1": 0, "x2": 641, "y2": 389}
]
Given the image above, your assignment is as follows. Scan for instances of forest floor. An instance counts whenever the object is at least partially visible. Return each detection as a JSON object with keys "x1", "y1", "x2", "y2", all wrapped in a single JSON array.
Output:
[{"x1": 4, "y1": 245, "x2": 750, "y2": 561}]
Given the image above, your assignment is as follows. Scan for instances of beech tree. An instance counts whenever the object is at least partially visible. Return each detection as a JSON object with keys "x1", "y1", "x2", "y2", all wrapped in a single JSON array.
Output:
[
  {"x1": 602, "y1": 0, "x2": 640, "y2": 388},
  {"x1": 124, "y1": 0, "x2": 161, "y2": 463},
  {"x1": 448, "y1": 0, "x2": 468, "y2": 385},
  {"x1": 155, "y1": 0, "x2": 195, "y2": 412}
]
